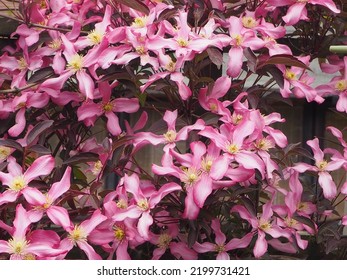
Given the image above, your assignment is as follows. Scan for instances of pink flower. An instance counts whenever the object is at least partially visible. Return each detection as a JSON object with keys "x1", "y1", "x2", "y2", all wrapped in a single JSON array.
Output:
[
  {"x1": 193, "y1": 219, "x2": 253, "y2": 260},
  {"x1": 77, "y1": 81, "x2": 139, "y2": 136},
  {"x1": 292, "y1": 138, "x2": 345, "y2": 199},
  {"x1": 0, "y1": 204, "x2": 66, "y2": 259},
  {"x1": 23, "y1": 167, "x2": 72, "y2": 229},
  {"x1": 59, "y1": 209, "x2": 107, "y2": 260},
  {"x1": 0, "y1": 155, "x2": 55, "y2": 206},
  {"x1": 112, "y1": 174, "x2": 181, "y2": 240},
  {"x1": 233, "y1": 201, "x2": 291, "y2": 258}
]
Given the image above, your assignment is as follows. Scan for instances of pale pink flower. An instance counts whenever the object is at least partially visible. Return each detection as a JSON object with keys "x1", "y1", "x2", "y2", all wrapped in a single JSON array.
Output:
[{"x1": 0, "y1": 155, "x2": 55, "y2": 206}]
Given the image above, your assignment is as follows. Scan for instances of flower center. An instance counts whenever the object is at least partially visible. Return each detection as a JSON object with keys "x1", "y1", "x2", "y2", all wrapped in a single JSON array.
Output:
[
  {"x1": 163, "y1": 130, "x2": 177, "y2": 143},
  {"x1": 285, "y1": 217, "x2": 298, "y2": 228},
  {"x1": 9, "y1": 175, "x2": 27, "y2": 192},
  {"x1": 158, "y1": 233, "x2": 172, "y2": 249},
  {"x1": 232, "y1": 34, "x2": 243, "y2": 46},
  {"x1": 258, "y1": 219, "x2": 272, "y2": 231},
  {"x1": 135, "y1": 45, "x2": 147, "y2": 55},
  {"x1": 177, "y1": 38, "x2": 189, "y2": 47},
  {"x1": 113, "y1": 226, "x2": 126, "y2": 241},
  {"x1": 67, "y1": 54, "x2": 84, "y2": 72},
  {"x1": 69, "y1": 225, "x2": 87, "y2": 244},
  {"x1": 48, "y1": 39, "x2": 62, "y2": 50},
  {"x1": 284, "y1": 70, "x2": 296, "y2": 80},
  {"x1": 165, "y1": 60, "x2": 176, "y2": 72},
  {"x1": 255, "y1": 138, "x2": 274, "y2": 151},
  {"x1": 242, "y1": 17, "x2": 258, "y2": 28},
  {"x1": 0, "y1": 146, "x2": 11, "y2": 160},
  {"x1": 116, "y1": 199, "x2": 128, "y2": 209},
  {"x1": 182, "y1": 167, "x2": 200, "y2": 185},
  {"x1": 316, "y1": 160, "x2": 328, "y2": 171},
  {"x1": 226, "y1": 143, "x2": 240, "y2": 154},
  {"x1": 17, "y1": 57, "x2": 28, "y2": 70},
  {"x1": 232, "y1": 113, "x2": 243, "y2": 125},
  {"x1": 8, "y1": 238, "x2": 29, "y2": 255},
  {"x1": 137, "y1": 199, "x2": 149, "y2": 211},
  {"x1": 87, "y1": 29, "x2": 104, "y2": 45},
  {"x1": 335, "y1": 80, "x2": 347, "y2": 92},
  {"x1": 23, "y1": 253, "x2": 36, "y2": 260},
  {"x1": 102, "y1": 102, "x2": 114, "y2": 112},
  {"x1": 92, "y1": 160, "x2": 103, "y2": 175},
  {"x1": 215, "y1": 244, "x2": 225, "y2": 253},
  {"x1": 132, "y1": 17, "x2": 147, "y2": 28}
]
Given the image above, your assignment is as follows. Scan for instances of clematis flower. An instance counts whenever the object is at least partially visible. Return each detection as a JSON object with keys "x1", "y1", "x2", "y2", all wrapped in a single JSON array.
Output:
[
  {"x1": 59, "y1": 209, "x2": 107, "y2": 260},
  {"x1": 193, "y1": 219, "x2": 253, "y2": 260},
  {"x1": 112, "y1": 173, "x2": 181, "y2": 240},
  {"x1": 233, "y1": 201, "x2": 291, "y2": 258},
  {"x1": 0, "y1": 204, "x2": 66, "y2": 260},
  {"x1": 292, "y1": 138, "x2": 345, "y2": 199},
  {"x1": 23, "y1": 167, "x2": 72, "y2": 229},
  {"x1": 267, "y1": 0, "x2": 340, "y2": 26},
  {"x1": 0, "y1": 155, "x2": 55, "y2": 206},
  {"x1": 77, "y1": 81, "x2": 139, "y2": 136}
]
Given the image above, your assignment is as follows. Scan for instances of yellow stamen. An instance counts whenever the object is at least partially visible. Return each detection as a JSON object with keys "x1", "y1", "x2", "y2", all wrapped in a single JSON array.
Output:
[
  {"x1": 316, "y1": 160, "x2": 328, "y2": 171},
  {"x1": 177, "y1": 38, "x2": 189, "y2": 47},
  {"x1": 163, "y1": 130, "x2": 177, "y2": 143},
  {"x1": 87, "y1": 29, "x2": 104, "y2": 45},
  {"x1": 158, "y1": 233, "x2": 172, "y2": 249},
  {"x1": 201, "y1": 156, "x2": 214, "y2": 172},
  {"x1": 102, "y1": 102, "x2": 114, "y2": 112},
  {"x1": 242, "y1": 17, "x2": 258, "y2": 28},
  {"x1": 0, "y1": 146, "x2": 11, "y2": 161},
  {"x1": 284, "y1": 69, "x2": 296, "y2": 80},
  {"x1": 214, "y1": 244, "x2": 225, "y2": 253},
  {"x1": 335, "y1": 80, "x2": 347, "y2": 92},
  {"x1": 8, "y1": 238, "x2": 29, "y2": 255},
  {"x1": 259, "y1": 219, "x2": 271, "y2": 231},
  {"x1": 232, "y1": 34, "x2": 243, "y2": 46},
  {"x1": 132, "y1": 17, "x2": 148, "y2": 28},
  {"x1": 137, "y1": 199, "x2": 149, "y2": 211},
  {"x1": 226, "y1": 143, "x2": 239, "y2": 154},
  {"x1": 114, "y1": 226, "x2": 126, "y2": 241},
  {"x1": 182, "y1": 167, "x2": 200, "y2": 185},
  {"x1": 68, "y1": 225, "x2": 87, "y2": 244},
  {"x1": 9, "y1": 175, "x2": 26, "y2": 192},
  {"x1": 67, "y1": 54, "x2": 84, "y2": 72},
  {"x1": 116, "y1": 199, "x2": 127, "y2": 209},
  {"x1": 165, "y1": 60, "x2": 176, "y2": 72},
  {"x1": 17, "y1": 57, "x2": 27, "y2": 70},
  {"x1": 255, "y1": 138, "x2": 274, "y2": 151},
  {"x1": 48, "y1": 39, "x2": 62, "y2": 50}
]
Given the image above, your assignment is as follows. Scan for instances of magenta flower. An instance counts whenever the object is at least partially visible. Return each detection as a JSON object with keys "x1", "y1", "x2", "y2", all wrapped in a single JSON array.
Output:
[
  {"x1": 193, "y1": 219, "x2": 253, "y2": 260},
  {"x1": 77, "y1": 81, "x2": 140, "y2": 136},
  {"x1": 112, "y1": 174, "x2": 181, "y2": 240},
  {"x1": 59, "y1": 209, "x2": 107, "y2": 260},
  {"x1": 233, "y1": 201, "x2": 291, "y2": 258},
  {"x1": 292, "y1": 138, "x2": 345, "y2": 199},
  {"x1": 0, "y1": 155, "x2": 55, "y2": 206},
  {"x1": 0, "y1": 204, "x2": 66, "y2": 259},
  {"x1": 23, "y1": 167, "x2": 72, "y2": 229}
]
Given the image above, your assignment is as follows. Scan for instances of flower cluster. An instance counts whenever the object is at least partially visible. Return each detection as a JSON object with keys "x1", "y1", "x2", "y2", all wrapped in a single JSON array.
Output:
[{"x1": 0, "y1": 0, "x2": 346, "y2": 259}]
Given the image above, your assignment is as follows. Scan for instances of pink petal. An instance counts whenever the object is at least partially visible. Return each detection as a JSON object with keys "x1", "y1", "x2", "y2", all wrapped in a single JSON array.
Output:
[
  {"x1": 318, "y1": 171, "x2": 337, "y2": 199},
  {"x1": 253, "y1": 231, "x2": 267, "y2": 258},
  {"x1": 0, "y1": 190, "x2": 19, "y2": 206},
  {"x1": 77, "y1": 102, "x2": 102, "y2": 121},
  {"x1": 149, "y1": 182, "x2": 181, "y2": 206},
  {"x1": 282, "y1": 3, "x2": 307, "y2": 25},
  {"x1": 8, "y1": 108, "x2": 26, "y2": 137},
  {"x1": 13, "y1": 204, "x2": 31, "y2": 239},
  {"x1": 193, "y1": 242, "x2": 215, "y2": 253},
  {"x1": 76, "y1": 70, "x2": 95, "y2": 100},
  {"x1": 116, "y1": 241, "x2": 131, "y2": 260},
  {"x1": 88, "y1": 229, "x2": 115, "y2": 245},
  {"x1": 24, "y1": 155, "x2": 55, "y2": 183},
  {"x1": 47, "y1": 206, "x2": 72, "y2": 230},
  {"x1": 77, "y1": 240, "x2": 102, "y2": 260},
  {"x1": 307, "y1": 138, "x2": 324, "y2": 162},
  {"x1": 210, "y1": 155, "x2": 229, "y2": 180},
  {"x1": 0, "y1": 240, "x2": 11, "y2": 254},
  {"x1": 80, "y1": 209, "x2": 107, "y2": 235},
  {"x1": 105, "y1": 111, "x2": 122, "y2": 136},
  {"x1": 170, "y1": 242, "x2": 198, "y2": 260},
  {"x1": 152, "y1": 247, "x2": 166, "y2": 260},
  {"x1": 226, "y1": 47, "x2": 243, "y2": 78},
  {"x1": 217, "y1": 252, "x2": 230, "y2": 260},
  {"x1": 137, "y1": 211, "x2": 153, "y2": 240},
  {"x1": 193, "y1": 175, "x2": 213, "y2": 208},
  {"x1": 211, "y1": 219, "x2": 226, "y2": 245},
  {"x1": 163, "y1": 110, "x2": 177, "y2": 131},
  {"x1": 48, "y1": 167, "x2": 71, "y2": 201},
  {"x1": 182, "y1": 190, "x2": 200, "y2": 220},
  {"x1": 22, "y1": 187, "x2": 46, "y2": 205},
  {"x1": 225, "y1": 232, "x2": 253, "y2": 251},
  {"x1": 113, "y1": 98, "x2": 139, "y2": 113}
]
